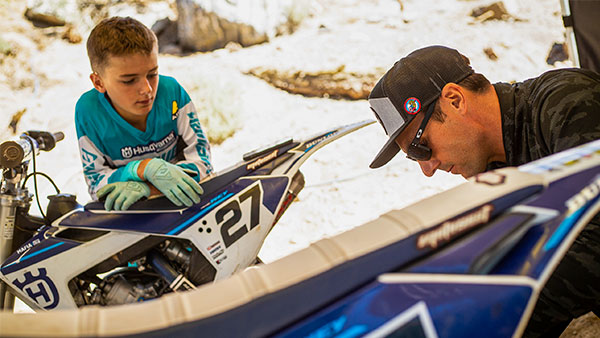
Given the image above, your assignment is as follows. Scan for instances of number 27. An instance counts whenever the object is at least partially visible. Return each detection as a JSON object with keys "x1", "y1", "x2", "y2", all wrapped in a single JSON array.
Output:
[{"x1": 216, "y1": 183, "x2": 262, "y2": 248}]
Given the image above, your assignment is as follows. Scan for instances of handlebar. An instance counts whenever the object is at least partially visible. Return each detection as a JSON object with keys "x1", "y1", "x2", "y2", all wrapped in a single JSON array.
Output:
[{"x1": 0, "y1": 130, "x2": 64, "y2": 169}]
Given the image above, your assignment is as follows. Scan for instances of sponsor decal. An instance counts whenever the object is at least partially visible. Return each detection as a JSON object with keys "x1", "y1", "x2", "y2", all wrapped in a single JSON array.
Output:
[
  {"x1": 209, "y1": 245, "x2": 222, "y2": 255},
  {"x1": 120, "y1": 131, "x2": 176, "y2": 159},
  {"x1": 520, "y1": 143, "x2": 600, "y2": 174},
  {"x1": 246, "y1": 150, "x2": 278, "y2": 170},
  {"x1": 303, "y1": 132, "x2": 337, "y2": 151},
  {"x1": 216, "y1": 255, "x2": 228, "y2": 265},
  {"x1": 404, "y1": 97, "x2": 421, "y2": 114},
  {"x1": 3, "y1": 215, "x2": 14, "y2": 240},
  {"x1": 565, "y1": 175, "x2": 600, "y2": 215},
  {"x1": 417, "y1": 205, "x2": 493, "y2": 249},
  {"x1": 544, "y1": 176, "x2": 600, "y2": 251},
  {"x1": 16, "y1": 238, "x2": 41, "y2": 255},
  {"x1": 475, "y1": 172, "x2": 506, "y2": 186},
  {"x1": 211, "y1": 249, "x2": 225, "y2": 259},
  {"x1": 12, "y1": 268, "x2": 60, "y2": 309},
  {"x1": 206, "y1": 241, "x2": 221, "y2": 252},
  {"x1": 171, "y1": 100, "x2": 179, "y2": 120}
]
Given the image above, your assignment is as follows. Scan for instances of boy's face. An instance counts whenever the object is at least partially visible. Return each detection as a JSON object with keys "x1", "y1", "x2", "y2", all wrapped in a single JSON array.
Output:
[{"x1": 90, "y1": 45, "x2": 159, "y2": 128}]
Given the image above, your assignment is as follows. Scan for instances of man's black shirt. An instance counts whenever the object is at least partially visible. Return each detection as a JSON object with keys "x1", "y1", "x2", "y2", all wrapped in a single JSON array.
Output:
[{"x1": 487, "y1": 68, "x2": 600, "y2": 171}]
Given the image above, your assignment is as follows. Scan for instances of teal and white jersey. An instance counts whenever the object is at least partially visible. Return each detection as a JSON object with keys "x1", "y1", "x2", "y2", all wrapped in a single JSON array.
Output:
[{"x1": 75, "y1": 75, "x2": 213, "y2": 198}]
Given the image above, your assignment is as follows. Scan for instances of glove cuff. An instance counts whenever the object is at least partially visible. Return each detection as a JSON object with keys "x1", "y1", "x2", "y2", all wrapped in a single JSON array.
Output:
[
  {"x1": 122, "y1": 161, "x2": 143, "y2": 182},
  {"x1": 138, "y1": 158, "x2": 153, "y2": 180}
]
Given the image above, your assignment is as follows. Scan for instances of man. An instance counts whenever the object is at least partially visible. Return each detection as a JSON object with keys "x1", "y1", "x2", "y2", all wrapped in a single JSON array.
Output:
[{"x1": 368, "y1": 45, "x2": 600, "y2": 337}]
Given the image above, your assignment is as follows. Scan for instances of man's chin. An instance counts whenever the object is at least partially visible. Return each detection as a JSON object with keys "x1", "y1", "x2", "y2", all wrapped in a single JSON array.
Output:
[{"x1": 450, "y1": 166, "x2": 473, "y2": 179}]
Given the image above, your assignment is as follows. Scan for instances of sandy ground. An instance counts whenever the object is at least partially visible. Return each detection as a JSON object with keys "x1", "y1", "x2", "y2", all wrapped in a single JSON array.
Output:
[{"x1": 1, "y1": 0, "x2": 599, "y2": 335}]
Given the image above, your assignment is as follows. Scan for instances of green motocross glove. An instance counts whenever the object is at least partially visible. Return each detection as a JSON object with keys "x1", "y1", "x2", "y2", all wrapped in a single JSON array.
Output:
[
  {"x1": 141, "y1": 158, "x2": 203, "y2": 207},
  {"x1": 97, "y1": 181, "x2": 151, "y2": 211}
]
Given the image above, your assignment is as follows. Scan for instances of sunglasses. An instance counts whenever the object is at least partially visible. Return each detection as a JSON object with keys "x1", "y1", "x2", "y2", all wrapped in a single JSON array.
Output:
[{"x1": 406, "y1": 101, "x2": 437, "y2": 162}]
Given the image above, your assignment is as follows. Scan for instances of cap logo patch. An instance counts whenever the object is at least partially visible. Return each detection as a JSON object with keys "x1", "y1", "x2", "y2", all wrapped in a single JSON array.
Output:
[{"x1": 404, "y1": 97, "x2": 421, "y2": 115}]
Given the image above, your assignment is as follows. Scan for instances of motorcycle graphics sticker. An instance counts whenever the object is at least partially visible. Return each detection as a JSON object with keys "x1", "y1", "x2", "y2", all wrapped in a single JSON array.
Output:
[
  {"x1": 475, "y1": 172, "x2": 506, "y2": 186},
  {"x1": 16, "y1": 238, "x2": 41, "y2": 255},
  {"x1": 12, "y1": 267, "x2": 60, "y2": 310},
  {"x1": 519, "y1": 139, "x2": 600, "y2": 174},
  {"x1": 299, "y1": 131, "x2": 338, "y2": 152},
  {"x1": 209, "y1": 242, "x2": 225, "y2": 260},
  {"x1": 247, "y1": 150, "x2": 278, "y2": 170},
  {"x1": 1, "y1": 237, "x2": 76, "y2": 275},
  {"x1": 367, "y1": 301, "x2": 438, "y2": 338},
  {"x1": 544, "y1": 174, "x2": 600, "y2": 251},
  {"x1": 417, "y1": 205, "x2": 493, "y2": 249},
  {"x1": 565, "y1": 174, "x2": 600, "y2": 215},
  {"x1": 2, "y1": 214, "x2": 14, "y2": 240},
  {"x1": 217, "y1": 182, "x2": 263, "y2": 248}
]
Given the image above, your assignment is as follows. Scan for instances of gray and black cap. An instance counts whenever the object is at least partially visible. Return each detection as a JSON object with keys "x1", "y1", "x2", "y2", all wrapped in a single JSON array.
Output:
[{"x1": 368, "y1": 45, "x2": 474, "y2": 168}]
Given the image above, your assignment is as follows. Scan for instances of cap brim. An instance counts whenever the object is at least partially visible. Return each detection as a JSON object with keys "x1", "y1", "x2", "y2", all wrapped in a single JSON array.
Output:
[{"x1": 369, "y1": 129, "x2": 402, "y2": 168}]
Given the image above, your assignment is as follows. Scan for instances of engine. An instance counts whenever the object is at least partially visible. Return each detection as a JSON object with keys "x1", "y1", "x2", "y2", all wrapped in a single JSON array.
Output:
[{"x1": 69, "y1": 238, "x2": 215, "y2": 307}]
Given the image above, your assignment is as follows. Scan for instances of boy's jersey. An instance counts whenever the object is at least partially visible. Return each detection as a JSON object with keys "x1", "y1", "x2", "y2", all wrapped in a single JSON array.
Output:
[{"x1": 75, "y1": 75, "x2": 213, "y2": 198}]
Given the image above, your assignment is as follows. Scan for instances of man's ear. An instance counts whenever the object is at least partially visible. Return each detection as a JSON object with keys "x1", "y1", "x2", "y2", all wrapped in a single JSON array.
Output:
[
  {"x1": 90, "y1": 72, "x2": 106, "y2": 93},
  {"x1": 440, "y1": 83, "x2": 466, "y2": 116}
]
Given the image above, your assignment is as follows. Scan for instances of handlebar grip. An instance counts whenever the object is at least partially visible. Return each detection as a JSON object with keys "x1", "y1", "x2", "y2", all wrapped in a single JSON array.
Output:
[
  {"x1": 24, "y1": 130, "x2": 64, "y2": 151},
  {"x1": 54, "y1": 132, "x2": 64, "y2": 142},
  {"x1": 0, "y1": 130, "x2": 64, "y2": 168}
]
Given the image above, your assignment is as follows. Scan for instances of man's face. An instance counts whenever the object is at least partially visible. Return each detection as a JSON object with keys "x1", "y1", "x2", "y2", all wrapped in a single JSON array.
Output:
[
  {"x1": 394, "y1": 100, "x2": 489, "y2": 179},
  {"x1": 90, "y1": 45, "x2": 159, "y2": 128}
]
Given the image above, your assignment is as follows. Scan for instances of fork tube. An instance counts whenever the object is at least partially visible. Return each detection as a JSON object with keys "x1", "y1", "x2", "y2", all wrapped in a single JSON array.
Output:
[{"x1": 0, "y1": 194, "x2": 18, "y2": 310}]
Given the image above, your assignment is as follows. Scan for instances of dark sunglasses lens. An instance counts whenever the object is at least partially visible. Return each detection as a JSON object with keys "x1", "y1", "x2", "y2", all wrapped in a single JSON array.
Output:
[{"x1": 407, "y1": 143, "x2": 432, "y2": 161}]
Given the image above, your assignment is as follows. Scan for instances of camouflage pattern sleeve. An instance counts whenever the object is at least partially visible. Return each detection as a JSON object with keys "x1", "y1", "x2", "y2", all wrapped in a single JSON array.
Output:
[{"x1": 539, "y1": 70, "x2": 600, "y2": 154}]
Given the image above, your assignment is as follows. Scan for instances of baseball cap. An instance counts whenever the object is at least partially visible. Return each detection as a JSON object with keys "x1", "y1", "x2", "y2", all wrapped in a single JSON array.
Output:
[{"x1": 368, "y1": 45, "x2": 474, "y2": 168}]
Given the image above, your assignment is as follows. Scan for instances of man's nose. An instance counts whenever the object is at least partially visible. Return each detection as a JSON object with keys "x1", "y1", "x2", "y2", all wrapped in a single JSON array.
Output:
[{"x1": 418, "y1": 159, "x2": 440, "y2": 177}]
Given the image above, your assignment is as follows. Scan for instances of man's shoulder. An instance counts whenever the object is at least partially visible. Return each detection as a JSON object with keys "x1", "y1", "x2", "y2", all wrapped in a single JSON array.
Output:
[
  {"x1": 534, "y1": 68, "x2": 600, "y2": 88},
  {"x1": 522, "y1": 68, "x2": 600, "y2": 108}
]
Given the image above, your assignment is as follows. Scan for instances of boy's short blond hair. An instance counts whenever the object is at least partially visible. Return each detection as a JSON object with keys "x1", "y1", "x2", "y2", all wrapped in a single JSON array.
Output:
[{"x1": 87, "y1": 16, "x2": 157, "y2": 73}]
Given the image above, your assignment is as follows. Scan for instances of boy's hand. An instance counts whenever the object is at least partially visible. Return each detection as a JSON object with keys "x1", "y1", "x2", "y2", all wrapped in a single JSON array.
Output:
[
  {"x1": 97, "y1": 181, "x2": 151, "y2": 211},
  {"x1": 141, "y1": 158, "x2": 203, "y2": 207}
]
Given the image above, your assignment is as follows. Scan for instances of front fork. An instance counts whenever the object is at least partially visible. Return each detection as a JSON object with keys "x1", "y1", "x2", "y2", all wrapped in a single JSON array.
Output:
[
  {"x1": 0, "y1": 194, "x2": 19, "y2": 310},
  {"x1": 0, "y1": 192, "x2": 41, "y2": 310}
]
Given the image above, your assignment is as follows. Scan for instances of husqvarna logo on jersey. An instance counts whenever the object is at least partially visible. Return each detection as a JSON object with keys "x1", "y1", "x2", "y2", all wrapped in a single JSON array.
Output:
[
  {"x1": 12, "y1": 268, "x2": 60, "y2": 309},
  {"x1": 120, "y1": 131, "x2": 176, "y2": 159},
  {"x1": 121, "y1": 146, "x2": 133, "y2": 159}
]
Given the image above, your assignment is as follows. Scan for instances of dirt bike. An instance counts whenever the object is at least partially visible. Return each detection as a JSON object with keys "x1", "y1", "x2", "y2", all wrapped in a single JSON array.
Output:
[
  {"x1": 0, "y1": 120, "x2": 374, "y2": 311},
  {"x1": 3, "y1": 126, "x2": 600, "y2": 338}
]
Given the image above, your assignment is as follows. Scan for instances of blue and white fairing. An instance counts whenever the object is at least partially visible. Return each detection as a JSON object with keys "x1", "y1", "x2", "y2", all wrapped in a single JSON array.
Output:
[
  {"x1": 273, "y1": 140, "x2": 600, "y2": 338},
  {"x1": 0, "y1": 120, "x2": 375, "y2": 311}
]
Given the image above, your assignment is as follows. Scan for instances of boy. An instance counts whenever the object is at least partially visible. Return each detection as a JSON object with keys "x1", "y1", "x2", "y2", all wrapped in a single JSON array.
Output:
[{"x1": 75, "y1": 17, "x2": 213, "y2": 211}]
